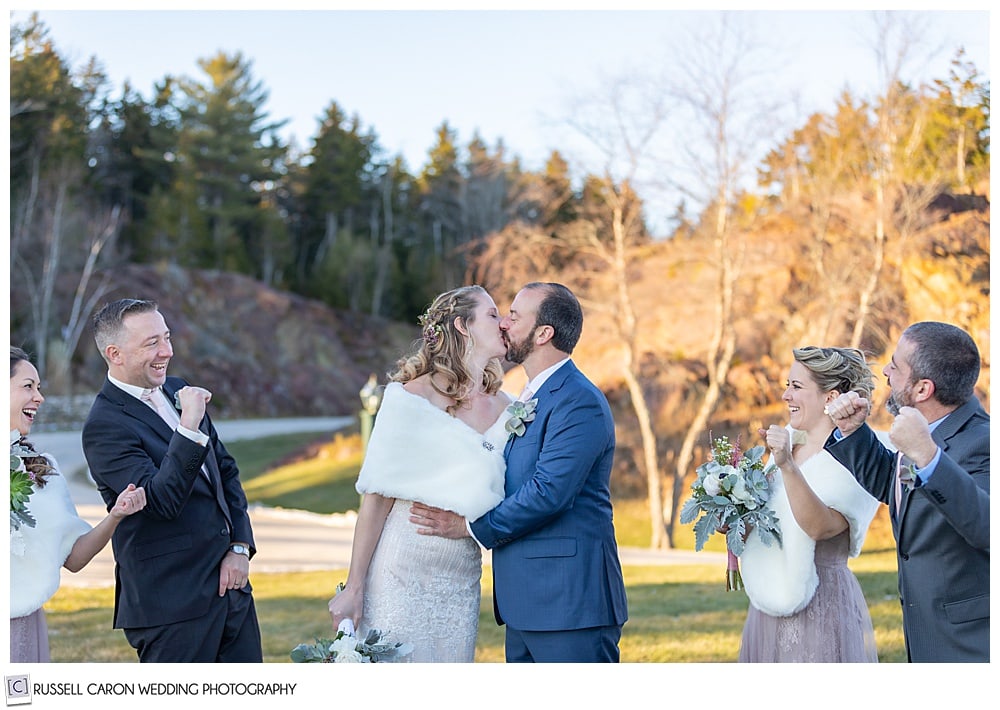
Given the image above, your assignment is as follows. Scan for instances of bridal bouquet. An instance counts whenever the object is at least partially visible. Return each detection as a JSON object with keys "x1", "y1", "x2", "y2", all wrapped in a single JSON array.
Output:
[
  {"x1": 680, "y1": 433, "x2": 781, "y2": 591},
  {"x1": 10, "y1": 433, "x2": 38, "y2": 532},
  {"x1": 291, "y1": 583, "x2": 413, "y2": 663},
  {"x1": 290, "y1": 624, "x2": 413, "y2": 663}
]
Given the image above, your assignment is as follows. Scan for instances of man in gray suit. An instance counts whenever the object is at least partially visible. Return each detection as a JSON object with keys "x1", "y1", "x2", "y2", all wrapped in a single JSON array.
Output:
[{"x1": 824, "y1": 321, "x2": 989, "y2": 662}]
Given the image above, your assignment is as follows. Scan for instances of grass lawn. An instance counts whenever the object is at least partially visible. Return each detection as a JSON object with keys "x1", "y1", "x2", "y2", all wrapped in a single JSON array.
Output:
[
  {"x1": 44, "y1": 431, "x2": 906, "y2": 663},
  {"x1": 45, "y1": 554, "x2": 905, "y2": 663}
]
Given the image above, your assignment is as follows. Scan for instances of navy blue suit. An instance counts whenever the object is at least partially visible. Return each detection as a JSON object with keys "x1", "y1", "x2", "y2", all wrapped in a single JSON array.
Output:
[
  {"x1": 471, "y1": 361, "x2": 628, "y2": 661},
  {"x1": 82, "y1": 375, "x2": 261, "y2": 662}
]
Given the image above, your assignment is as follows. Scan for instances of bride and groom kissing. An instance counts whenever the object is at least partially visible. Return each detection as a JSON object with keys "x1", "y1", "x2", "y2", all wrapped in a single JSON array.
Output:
[{"x1": 327, "y1": 282, "x2": 629, "y2": 663}]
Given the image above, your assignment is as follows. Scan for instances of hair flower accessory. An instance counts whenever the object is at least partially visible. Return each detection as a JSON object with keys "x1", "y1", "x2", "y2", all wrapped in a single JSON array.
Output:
[
  {"x1": 417, "y1": 310, "x2": 443, "y2": 347},
  {"x1": 505, "y1": 398, "x2": 538, "y2": 438}
]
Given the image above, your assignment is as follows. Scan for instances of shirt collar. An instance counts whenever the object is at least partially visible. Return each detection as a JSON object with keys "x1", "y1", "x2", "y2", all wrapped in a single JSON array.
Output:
[
  {"x1": 523, "y1": 357, "x2": 570, "y2": 400},
  {"x1": 108, "y1": 373, "x2": 157, "y2": 401}
]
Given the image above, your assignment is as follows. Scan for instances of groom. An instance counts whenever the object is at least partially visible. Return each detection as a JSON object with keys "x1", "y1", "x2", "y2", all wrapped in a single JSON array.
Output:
[{"x1": 412, "y1": 282, "x2": 628, "y2": 662}]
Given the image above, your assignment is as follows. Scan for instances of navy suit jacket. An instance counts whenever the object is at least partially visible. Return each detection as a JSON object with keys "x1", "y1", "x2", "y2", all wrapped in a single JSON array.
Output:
[
  {"x1": 826, "y1": 397, "x2": 989, "y2": 662},
  {"x1": 471, "y1": 361, "x2": 628, "y2": 632},
  {"x1": 82, "y1": 376, "x2": 255, "y2": 629}
]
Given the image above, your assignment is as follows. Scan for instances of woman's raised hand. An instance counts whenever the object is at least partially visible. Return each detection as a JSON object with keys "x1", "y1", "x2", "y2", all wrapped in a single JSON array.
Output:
[{"x1": 759, "y1": 425, "x2": 792, "y2": 466}]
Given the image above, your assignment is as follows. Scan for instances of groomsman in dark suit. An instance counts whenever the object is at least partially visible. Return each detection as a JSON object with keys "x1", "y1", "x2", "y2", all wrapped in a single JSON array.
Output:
[
  {"x1": 82, "y1": 298, "x2": 262, "y2": 662},
  {"x1": 824, "y1": 321, "x2": 989, "y2": 662}
]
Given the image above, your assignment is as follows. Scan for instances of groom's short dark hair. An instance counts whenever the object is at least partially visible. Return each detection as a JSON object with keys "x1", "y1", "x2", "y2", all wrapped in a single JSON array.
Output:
[{"x1": 527, "y1": 282, "x2": 583, "y2": 354}]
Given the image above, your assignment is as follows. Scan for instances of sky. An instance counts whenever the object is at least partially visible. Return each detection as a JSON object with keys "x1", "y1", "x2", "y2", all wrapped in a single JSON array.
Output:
[{"x1": 10, "y1": 4, "x2": 991, "y2": 181}]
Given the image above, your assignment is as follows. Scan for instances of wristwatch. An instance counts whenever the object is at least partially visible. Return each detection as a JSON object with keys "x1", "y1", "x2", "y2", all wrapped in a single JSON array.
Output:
[{"x1": 228, "y1": 543, "x2": 250, "y2": 557}]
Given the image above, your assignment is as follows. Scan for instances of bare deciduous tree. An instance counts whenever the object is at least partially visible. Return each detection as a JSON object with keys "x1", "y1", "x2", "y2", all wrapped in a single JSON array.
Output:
[{"x1": 662, "y1": 14, "x2": 785, "y2": 546}]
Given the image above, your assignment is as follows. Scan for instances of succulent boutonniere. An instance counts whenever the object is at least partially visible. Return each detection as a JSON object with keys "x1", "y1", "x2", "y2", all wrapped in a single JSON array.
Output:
[
  {"x1": 505, "y1": 398, "x2": 538, "y2": 438},
  {"x1": 898, "y1": 458, "x2": 917, "y2": 491}
]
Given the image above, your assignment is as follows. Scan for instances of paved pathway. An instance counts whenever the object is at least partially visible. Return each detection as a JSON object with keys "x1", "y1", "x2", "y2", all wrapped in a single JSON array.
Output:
[{"x1": 33, "y1": 418, "x2": 723, "y2": 588}]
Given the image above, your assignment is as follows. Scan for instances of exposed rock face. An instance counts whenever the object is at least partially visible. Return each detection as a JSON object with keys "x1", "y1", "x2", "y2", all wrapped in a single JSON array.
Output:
[{"x1": 68, "y1": 263, "x2": 419, "y2": 420}]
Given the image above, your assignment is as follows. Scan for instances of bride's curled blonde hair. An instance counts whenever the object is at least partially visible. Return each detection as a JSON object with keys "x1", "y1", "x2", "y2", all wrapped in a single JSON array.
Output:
[{"x1": 390, "y1": 285, "x2": 504, "y2": 413}]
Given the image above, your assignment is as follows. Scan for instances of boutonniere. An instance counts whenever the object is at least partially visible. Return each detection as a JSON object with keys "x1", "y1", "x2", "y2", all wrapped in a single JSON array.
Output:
[
  {"x1": 505, "y1": 398, "x2": 538, "y2": 438},
  {"x1": 173, "y1": 391, "x2": 183, "y2": 411},
  {"x1": 899, "y1": 460, "x2": 917, "y2": 491}
]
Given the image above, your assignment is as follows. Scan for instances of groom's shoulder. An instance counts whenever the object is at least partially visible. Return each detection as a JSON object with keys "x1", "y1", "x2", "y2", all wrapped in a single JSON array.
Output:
[{"x1": 560, "y1": 364, "x2": 611, "y2": 408}]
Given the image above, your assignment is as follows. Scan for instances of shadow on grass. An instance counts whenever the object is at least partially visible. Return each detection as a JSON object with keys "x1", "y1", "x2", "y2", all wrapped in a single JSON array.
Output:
[{"x1": 46, "y1": 560, "x2": 904, "y2": 663}]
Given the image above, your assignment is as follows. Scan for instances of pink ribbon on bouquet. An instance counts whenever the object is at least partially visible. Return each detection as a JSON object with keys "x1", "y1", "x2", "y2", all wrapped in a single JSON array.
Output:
[{"x1": 726, "y1": 548, "x2": 744, "y2": 592}]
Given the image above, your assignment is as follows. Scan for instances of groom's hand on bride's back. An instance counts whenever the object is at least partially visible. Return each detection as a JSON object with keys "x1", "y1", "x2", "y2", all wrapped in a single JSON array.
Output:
[{"x1": 410, "y1": 503, "x2": 470, "y2": 539}]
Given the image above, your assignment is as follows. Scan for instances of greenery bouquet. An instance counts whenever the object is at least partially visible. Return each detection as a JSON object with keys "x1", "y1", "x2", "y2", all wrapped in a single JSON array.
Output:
[
  {"x1": 10, "y1": 432, "x2": 38, "y2": 533},
  {"x1": 680, "y1": 433, "x2": 781, "y2": 591},
  {"x1": 290, "y1": 583, "x2": 413, "y2": 663}
]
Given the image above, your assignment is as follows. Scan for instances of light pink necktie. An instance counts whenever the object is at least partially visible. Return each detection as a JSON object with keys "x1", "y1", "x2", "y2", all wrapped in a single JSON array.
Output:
[
  {"x1": 141, "y1": 388, "x2": 179, "y2": 428},
  {"x1": 518, "y1": 386, "x2": 534, "y2": 402}
]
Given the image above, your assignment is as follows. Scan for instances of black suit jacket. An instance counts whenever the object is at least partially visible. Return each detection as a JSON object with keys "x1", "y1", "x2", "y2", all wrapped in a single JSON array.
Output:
[
  {"x1": 82, "y1": 376, "x2": 255, "y2": 629},
  {"x1": 826, "y1": 397, "x2": 989, "y2": 662}
]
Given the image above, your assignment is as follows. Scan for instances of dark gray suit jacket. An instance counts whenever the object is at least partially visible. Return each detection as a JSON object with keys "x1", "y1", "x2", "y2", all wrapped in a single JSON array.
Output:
[
  {"x1": 826, "y1": 397, "x2": 989, "y2": 662},
  {"x1": 82, "y1": 376, "x2": 256, "y2": 630}
]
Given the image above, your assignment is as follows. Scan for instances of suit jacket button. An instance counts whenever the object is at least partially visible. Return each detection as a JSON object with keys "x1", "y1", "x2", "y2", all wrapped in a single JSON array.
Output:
[
  {"x1": 221, "y1": 528, "x2": 229, "y2": 536},
  {"x1": 899, "y1": 553, "x2": 909, "y2": 561}
]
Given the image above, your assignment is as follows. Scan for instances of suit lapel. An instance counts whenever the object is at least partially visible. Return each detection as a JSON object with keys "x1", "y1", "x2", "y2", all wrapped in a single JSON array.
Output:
[
  {"x1": 109, "y1": 380, "x2": 174, "y2": 441},
  {"x1": 203, "y1": 443, "x2": 233, "y2": 529},
  {"x1": 898, "y1": 399, "x2": 980, "y2": 534},
  {"x1": 501, "y1": 361, "x2": 576, "y2": 461}
]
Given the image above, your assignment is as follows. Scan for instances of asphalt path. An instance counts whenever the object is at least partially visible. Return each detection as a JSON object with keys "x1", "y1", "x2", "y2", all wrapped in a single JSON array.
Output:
[{"x1": 33, "y1": 417, "x2": 723, "y2": 589}]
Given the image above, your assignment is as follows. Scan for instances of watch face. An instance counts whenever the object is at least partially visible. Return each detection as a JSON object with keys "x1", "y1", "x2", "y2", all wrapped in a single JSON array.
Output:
[{"x1": 230, "y1": 544, "x2": 248, "y2": 554}]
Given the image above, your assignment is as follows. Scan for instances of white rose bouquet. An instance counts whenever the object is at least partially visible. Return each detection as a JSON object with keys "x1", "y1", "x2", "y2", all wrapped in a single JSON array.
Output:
[
  {"x1": 680, "y1": 433, "x2": 781, "y2": 591},
  {"x1": 290, "y1": 583, "x2": 413, "y2": 663},
  {"x1": 289, "y1": 623, "x2": 413, "y2": 663}
]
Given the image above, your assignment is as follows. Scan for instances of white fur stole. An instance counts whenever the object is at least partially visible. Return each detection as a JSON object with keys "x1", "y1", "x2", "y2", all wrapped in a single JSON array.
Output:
[
  {"x1": 740, "y1": 443, "x2": 879, "y2": 617},
  {"x1": 355, "y1": 383, "x2": 506, "y2": 520},
  {"x1": 10, "y1": 456, "x2": 92, "y2": 618}
]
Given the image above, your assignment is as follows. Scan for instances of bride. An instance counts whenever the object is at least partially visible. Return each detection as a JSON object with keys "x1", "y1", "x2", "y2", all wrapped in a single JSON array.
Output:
[{"x1": 327, "y1": 285, "x2": 510, "y2": 662}]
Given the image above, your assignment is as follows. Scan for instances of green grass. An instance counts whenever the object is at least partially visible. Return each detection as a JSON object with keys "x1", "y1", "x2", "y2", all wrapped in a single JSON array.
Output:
[
  {"x1": 230, "y1": 431, "x2": 364, "y2": 513},
  {"x1": 45, "y1": 556, "x2": 905, "y2": 663},
  {"x1": 44, "y1": 431, "x2": 906, "y2": 663}
]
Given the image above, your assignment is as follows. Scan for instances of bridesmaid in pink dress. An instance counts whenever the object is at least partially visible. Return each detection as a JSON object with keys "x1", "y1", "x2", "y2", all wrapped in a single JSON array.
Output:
[
  {"x1": 739, "y1": 346, "x2": 880, "y2": 662},
  {"x1": 9, "y1": 346, "x2": 146, "y2": 662}
]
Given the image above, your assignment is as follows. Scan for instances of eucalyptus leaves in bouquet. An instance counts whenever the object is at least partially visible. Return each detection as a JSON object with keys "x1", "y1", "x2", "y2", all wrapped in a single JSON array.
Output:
[
  {"x1": 290, "y1": 627, "x2": 413, "y2": 663},
  {"x1": 291, "y1": 583, "x2": 413, "y2": 663},
  {"x1": 681, "y1": 434, "x2": 781, "y2": 590}
]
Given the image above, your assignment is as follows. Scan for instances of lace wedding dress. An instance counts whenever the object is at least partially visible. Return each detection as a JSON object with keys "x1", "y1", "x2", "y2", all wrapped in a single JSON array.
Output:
[
  {"x1": 361, "y1": 498, "x2": 485, "y2": 662},
  {"x1": 354, "y1": 383, "x2": 510, "y2": 662}
]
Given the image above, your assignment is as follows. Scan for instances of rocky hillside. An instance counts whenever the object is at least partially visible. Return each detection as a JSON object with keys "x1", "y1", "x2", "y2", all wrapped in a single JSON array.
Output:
[{"x1": 57, "y1": 262, "x2": 420, "y2": 422}]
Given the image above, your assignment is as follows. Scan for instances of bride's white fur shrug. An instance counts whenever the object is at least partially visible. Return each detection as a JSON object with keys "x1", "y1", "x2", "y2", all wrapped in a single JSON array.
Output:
[
  {"x1": 355, "y1": 382, "x2": 507, "y2": 520},
  {"x1": 740, "y1": 435, "x2": 880, "y2": 617}
]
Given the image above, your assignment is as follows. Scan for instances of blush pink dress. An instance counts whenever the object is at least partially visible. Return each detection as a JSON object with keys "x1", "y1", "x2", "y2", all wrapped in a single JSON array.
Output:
[{"x1": 738, "y1": 529, "x2": 878, "y2": 662}]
